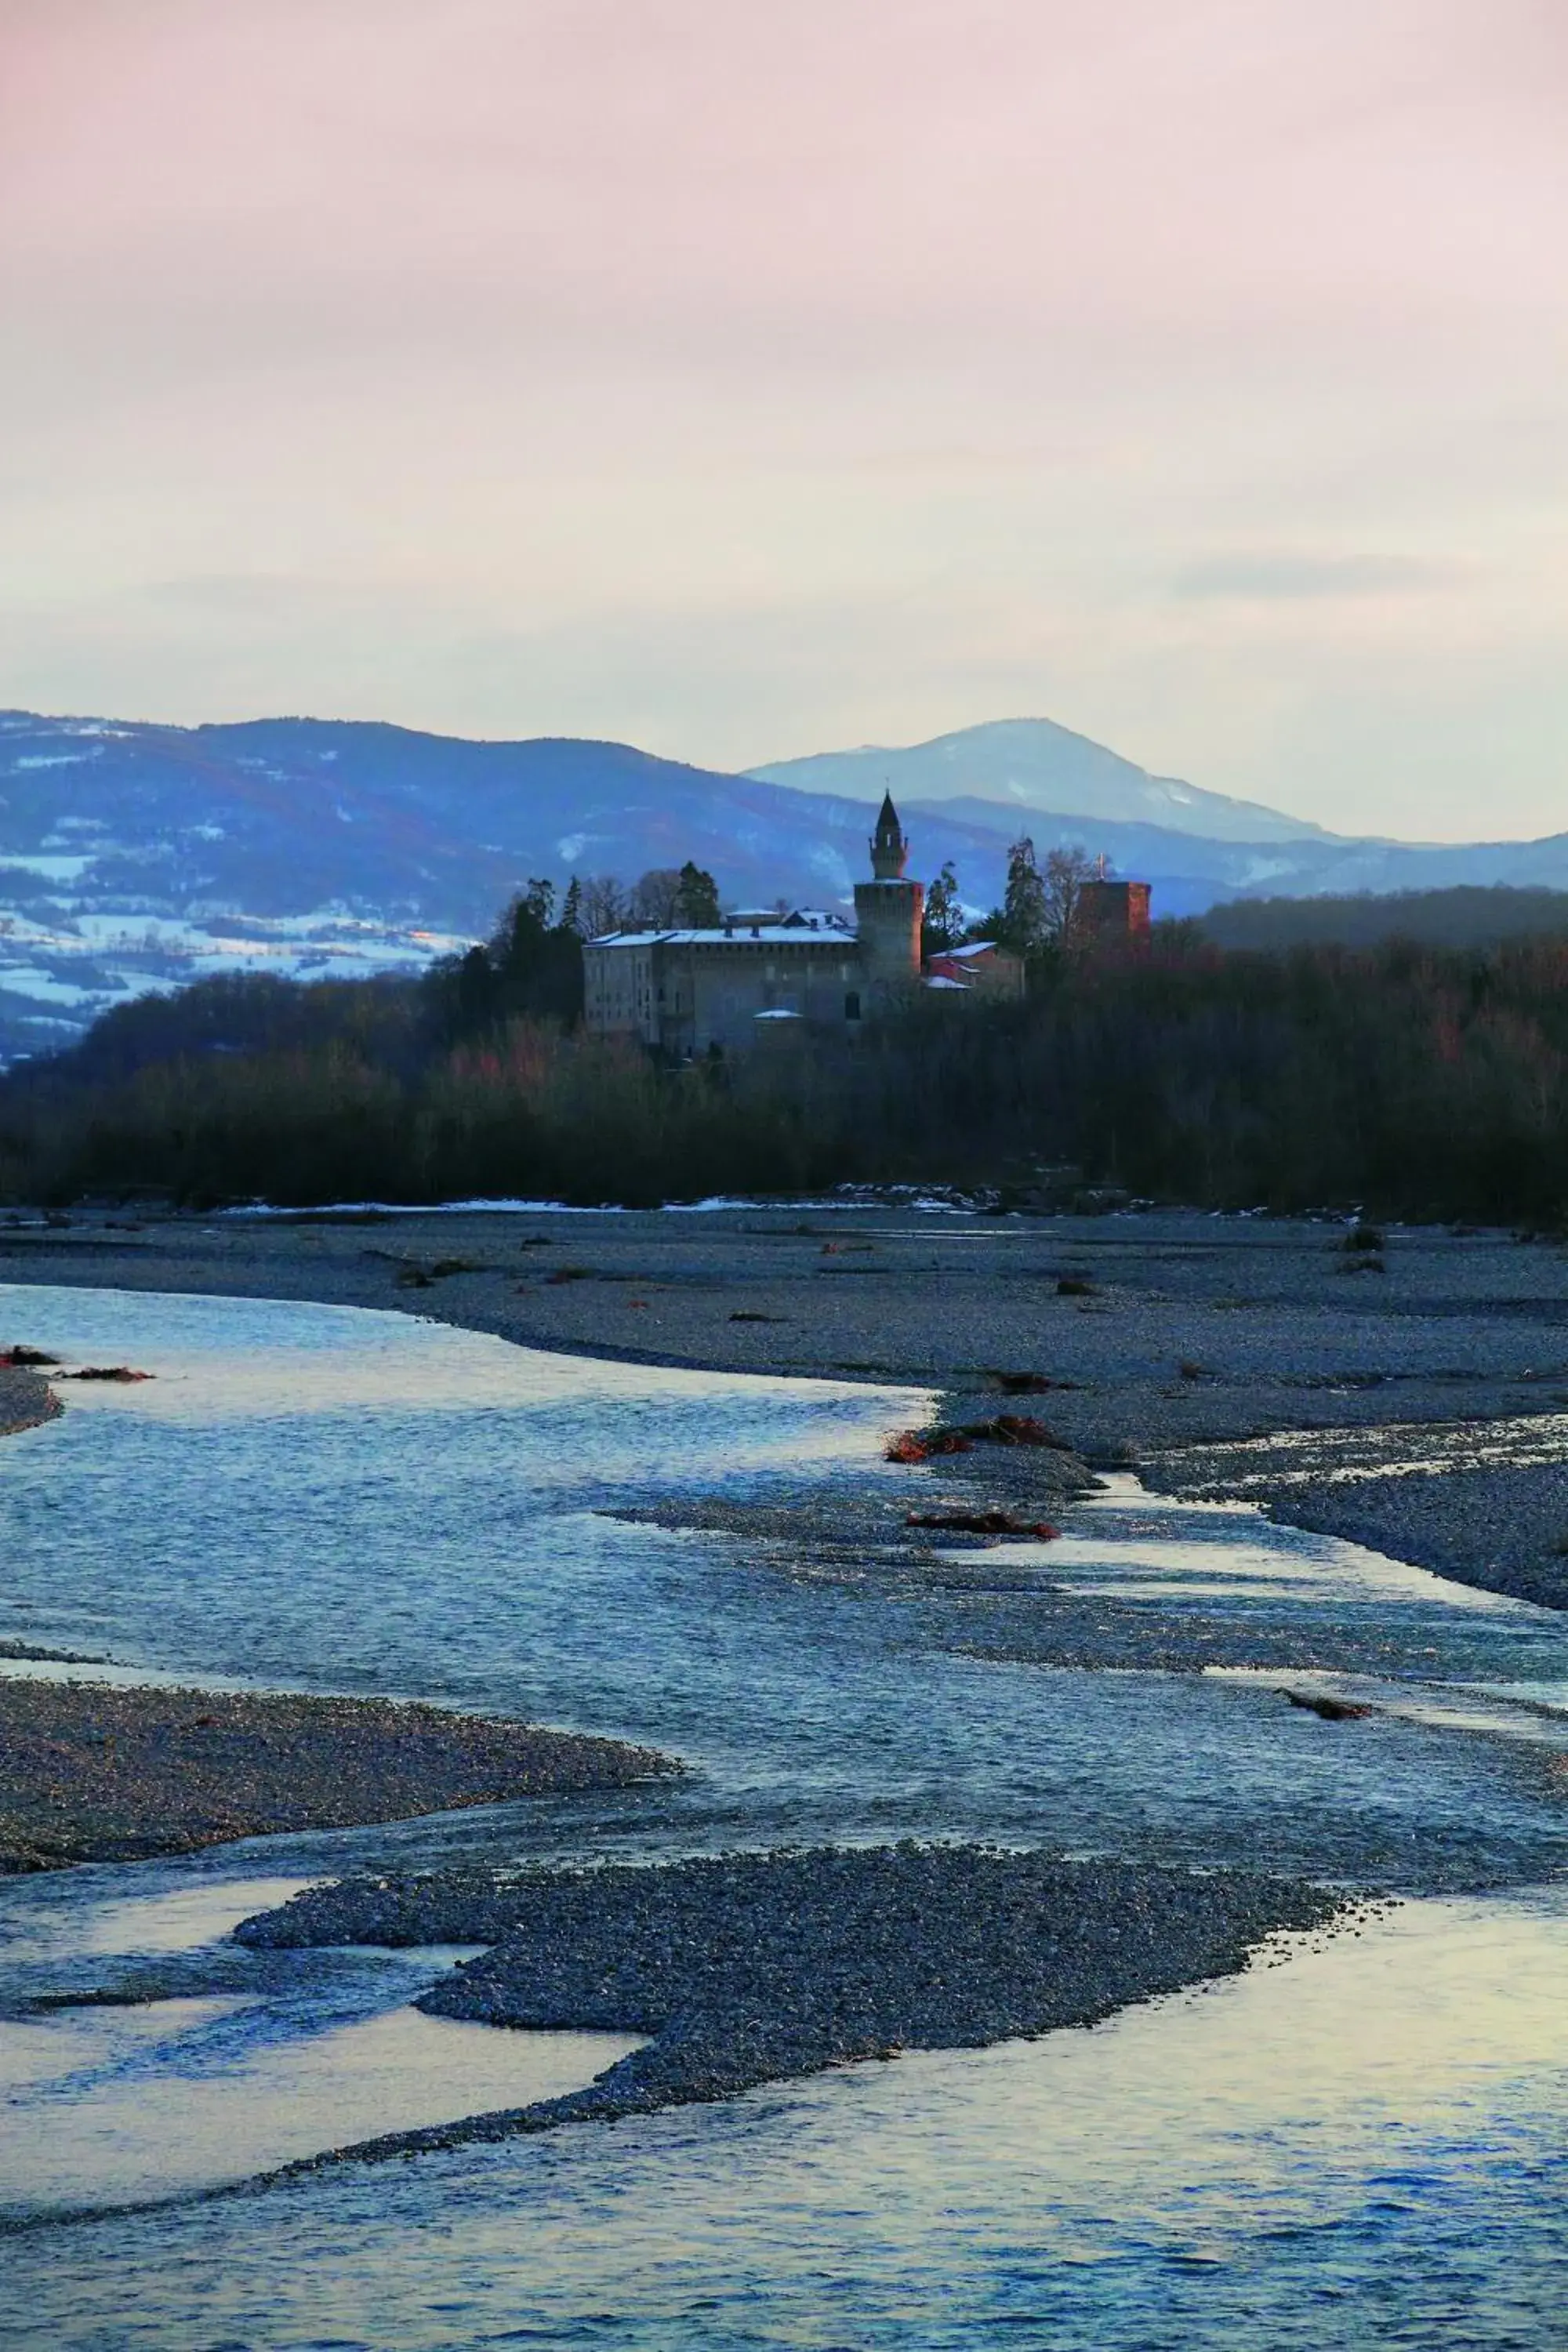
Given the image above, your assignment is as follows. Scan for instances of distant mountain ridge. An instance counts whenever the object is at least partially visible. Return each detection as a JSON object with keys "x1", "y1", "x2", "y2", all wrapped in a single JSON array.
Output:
[
  {"x1": 0, "y1": 710, "x2": 1025, "y2": 1059},
  {"x1": 746, "y1": 716, "x2": 1339, "y2": 846},
  {"x1": 2, "y1": 704, "x2": 1565, "y2": 1065}
]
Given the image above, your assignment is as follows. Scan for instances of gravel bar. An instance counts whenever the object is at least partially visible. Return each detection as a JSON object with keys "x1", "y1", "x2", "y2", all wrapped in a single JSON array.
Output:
[
  {"x1": 0, "y1": 1679, "x2": 680, "y2": 1872},
  {"x1": 234, "y1": 1843, "x2": 1353, "y2": 2165},
  {"x1": 0, "y1": 1363, "x2": 59, "y2": 1437},
  {"x1": 1142, "y1": 1417, "x2": 1568, "y2": 1610},
  {"x1": 9, "y1": 1201, "x2": 1568, "y2": 1606}
]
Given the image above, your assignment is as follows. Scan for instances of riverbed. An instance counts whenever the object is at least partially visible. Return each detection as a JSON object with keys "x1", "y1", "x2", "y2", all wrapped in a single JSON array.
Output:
[{"x1": 2, "y1": 1284, "x2": 1566, "y2": 2347}]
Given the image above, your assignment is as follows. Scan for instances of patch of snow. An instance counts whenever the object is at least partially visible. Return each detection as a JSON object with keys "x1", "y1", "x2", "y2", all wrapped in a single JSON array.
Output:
[
  {"x1": 226, "y1": 1195, "x2": 835, "y2": 1218},
  {"x1": 0, "y1": 967, "x2": 108, "y2": 1006},
  {"x1": 225, "y1": 1192, "x2": 969, "y2": 1218},
  {"x1": 9, "y1": 753, "x2": 93, "y2": 771},
  {"x1": 0, "y1": 852, "x2": 96, "y2": 880},
  {"x1": 594, "y1": 920, "x2": 856, "y2": 947}
]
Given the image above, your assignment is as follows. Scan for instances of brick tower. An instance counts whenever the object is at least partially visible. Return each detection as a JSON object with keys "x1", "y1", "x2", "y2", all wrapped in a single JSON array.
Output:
[{"x1": 853, "y1": 791, "x2": 924, "y2": 996}]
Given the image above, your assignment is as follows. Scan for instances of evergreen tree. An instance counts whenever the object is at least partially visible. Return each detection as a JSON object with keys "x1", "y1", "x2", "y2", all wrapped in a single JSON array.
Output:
[
  {"x1": 675, "y1": 860, "x2": 723, "y2": 927},
  {"x1": 1000, "y1": 837, "x2": 1048, "y2": 954}
]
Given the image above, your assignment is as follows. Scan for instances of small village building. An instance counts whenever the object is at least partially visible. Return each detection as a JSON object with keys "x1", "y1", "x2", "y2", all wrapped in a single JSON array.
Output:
[{"x1": 923, "y1": 939, "x2": 1026, "y2": 998}]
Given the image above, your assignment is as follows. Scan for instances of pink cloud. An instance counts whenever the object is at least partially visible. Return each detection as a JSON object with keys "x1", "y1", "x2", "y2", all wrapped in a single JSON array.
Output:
[{"x1": 1, "y1": 0, "x2": 1564, "y2": 835}]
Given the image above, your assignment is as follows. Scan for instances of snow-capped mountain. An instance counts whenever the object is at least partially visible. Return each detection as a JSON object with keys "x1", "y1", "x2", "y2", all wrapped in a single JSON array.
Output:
[
  {"x1": 3, "y1": 706, "x2": 1566, "y2": 1064},
  {"x1": 746, "y1": 717, "x2": 1337, "y2": 845},
  {"x1": 0, "y1": 711, "x2": 1020, "y2": 1059}
]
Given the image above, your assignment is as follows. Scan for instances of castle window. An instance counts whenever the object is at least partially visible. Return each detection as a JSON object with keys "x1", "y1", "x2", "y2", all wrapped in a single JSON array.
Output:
[{"x1": 844, "y1": 990, "x2": 862, "y2": 1022}]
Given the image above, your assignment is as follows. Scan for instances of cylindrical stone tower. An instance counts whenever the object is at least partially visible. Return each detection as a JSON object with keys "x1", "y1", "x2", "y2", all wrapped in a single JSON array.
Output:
[{"x1": 853, "y1": 791, "x2": 924, "y2": 996}]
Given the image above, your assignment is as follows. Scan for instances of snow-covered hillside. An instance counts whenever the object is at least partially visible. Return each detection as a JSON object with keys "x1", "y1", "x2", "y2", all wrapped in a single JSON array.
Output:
[
  {"x1": 0, "y1": 711, "x2": 1020, "y2": 1058},
  {"x1": 4, "y1": 706, "x2": 1565, "y2": 1064}
]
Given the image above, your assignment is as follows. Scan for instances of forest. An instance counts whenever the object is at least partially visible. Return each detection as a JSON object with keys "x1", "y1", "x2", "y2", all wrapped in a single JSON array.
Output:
[
  {"x1": 1199, "y1": 884, "x2": 1568, "y2": 953},
  {"x1": 4, "y1": 879, "x2": 1568, "y2": 1222}
]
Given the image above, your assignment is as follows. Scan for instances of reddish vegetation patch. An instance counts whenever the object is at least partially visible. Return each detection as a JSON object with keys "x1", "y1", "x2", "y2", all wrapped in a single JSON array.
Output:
[
  {"x1": 886, "y1": 1428, "x2": 968, "y2": 1461},
  {"x1": 906, "y1": 1510, "x2": 1061, "y2": 1540}
]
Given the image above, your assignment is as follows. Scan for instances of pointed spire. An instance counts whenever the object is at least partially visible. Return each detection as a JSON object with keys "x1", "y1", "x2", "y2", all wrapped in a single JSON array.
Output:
[{"x1": 869, "y1": 789, "x2": 909, "y2": 880}]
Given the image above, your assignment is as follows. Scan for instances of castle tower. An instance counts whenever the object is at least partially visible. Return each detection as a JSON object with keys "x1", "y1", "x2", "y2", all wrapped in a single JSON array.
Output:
[
  {"x1": 869, "y1": 790, "x2": 909, "y2": 880},
  {"x1": 854, "y1": 790, "x2": 924, "y2": 994},
  {"x1": 1076, "y1": 877, "x2": 1152, "y2": 944}
]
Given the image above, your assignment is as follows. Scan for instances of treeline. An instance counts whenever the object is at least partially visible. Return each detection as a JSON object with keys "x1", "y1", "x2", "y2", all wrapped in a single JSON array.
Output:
[
  {"x1": 5, "y1": 932, "x2": 1568, "y2": 1222},
  {"x1": 1199, "y1": 884, "x2": 1568, "y2": 953},
  {"x1": 33, "y1": 860, "x2": 728, "y2": 1092}
]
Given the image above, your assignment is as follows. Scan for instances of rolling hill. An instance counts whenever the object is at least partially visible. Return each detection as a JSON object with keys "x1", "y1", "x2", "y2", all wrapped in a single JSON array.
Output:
[
  {"x1": 0, "y1": 710, "x2": 1021, "y2": 1058},
  {"x1": 4, "y1": 705, "x2": 1566, "y2": 1063}
]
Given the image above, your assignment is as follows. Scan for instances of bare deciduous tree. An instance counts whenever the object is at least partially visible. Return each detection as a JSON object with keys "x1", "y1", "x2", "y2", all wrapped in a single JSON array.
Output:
[
  {"x1": 1042, "y1": 845, "x2": 1101, "y2": 946},
  {"x1": 579, "y1": 875, "x2": 629, "y2": 936},
  {"x1": 628, "y1": 869, "x2": 684, "y2": 927},
  {"x1": 923, "y1": 860, "x2": 964, "y2": 952}
]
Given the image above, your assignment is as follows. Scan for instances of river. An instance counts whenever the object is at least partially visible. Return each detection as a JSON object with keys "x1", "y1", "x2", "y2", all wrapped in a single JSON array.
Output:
[{"x1": 2, "y1": 1285, "x2": 1564, "y2": 2347}]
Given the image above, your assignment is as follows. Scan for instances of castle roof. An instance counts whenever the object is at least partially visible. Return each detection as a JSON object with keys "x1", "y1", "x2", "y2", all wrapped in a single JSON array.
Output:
[{"x1": 590, "y1": 915, "x2": 855, "y2": 949}]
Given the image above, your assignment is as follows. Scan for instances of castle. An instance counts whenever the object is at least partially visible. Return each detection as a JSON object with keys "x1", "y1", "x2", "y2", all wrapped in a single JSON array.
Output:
[
  {"x1": 583, "y1": 793, "x2": 930, "y2": 1056},
  {"x1": 582, "y1": 793, "x2": 1143, "y2": 1055}
]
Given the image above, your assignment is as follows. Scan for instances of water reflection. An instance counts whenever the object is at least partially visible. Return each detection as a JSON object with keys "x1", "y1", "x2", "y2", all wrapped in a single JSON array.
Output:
[
  {"x1": 3, "y1": 1288, "x2": 1565, "y2": 1894},
  {"x1": 5, "y1": 1890, "x2": 1563, "y2": 2348},
  {"x1": 3, "y1": 1998, "x2": 639, "y2": 2216},
  {"x1": 2, "y1": 1284, "x2": 1566, "y2": 2344}
]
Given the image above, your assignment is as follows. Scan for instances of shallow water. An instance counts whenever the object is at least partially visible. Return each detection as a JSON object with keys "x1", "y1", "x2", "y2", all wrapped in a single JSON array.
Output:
[
  {"x1": 2, "y1": 1283, "x2": 1566, "y2": 2346},
  {"x1": 5, "y1": 1970, "x2": 637, "y2": 2212}
]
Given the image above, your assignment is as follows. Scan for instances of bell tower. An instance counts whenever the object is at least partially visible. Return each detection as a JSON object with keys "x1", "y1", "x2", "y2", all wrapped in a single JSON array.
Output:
[
  {"x1": 854, "y1": 790, "x2": 924, "y2": 995},
  {"x1": 869, "y1": 790, "x2": 909, "y2": 880}
]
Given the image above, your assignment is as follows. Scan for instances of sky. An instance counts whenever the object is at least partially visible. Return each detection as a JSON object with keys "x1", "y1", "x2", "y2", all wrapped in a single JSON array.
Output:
[{"x1": 1, "y1": 0, "x2": 1563, "y2": 840}]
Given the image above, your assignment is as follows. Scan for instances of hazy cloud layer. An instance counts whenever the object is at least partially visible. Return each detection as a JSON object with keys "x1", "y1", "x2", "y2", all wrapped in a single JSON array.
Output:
[{"x1": 2, "y1": 0, "x2": 1563, "y2": 837}]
